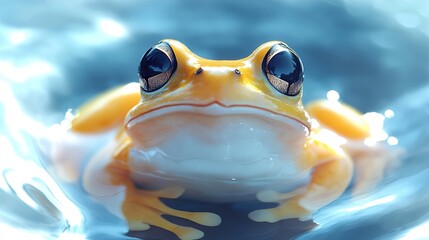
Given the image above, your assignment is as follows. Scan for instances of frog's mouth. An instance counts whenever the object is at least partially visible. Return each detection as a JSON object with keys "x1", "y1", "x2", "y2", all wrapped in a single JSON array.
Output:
[{"x1": 126, "y1": 102, "x2": 310, "y2": 201}]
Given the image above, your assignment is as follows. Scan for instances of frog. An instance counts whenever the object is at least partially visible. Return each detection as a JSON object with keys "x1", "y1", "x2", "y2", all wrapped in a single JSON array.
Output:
[{"x1": 63, "y1": 39, "x2": 391, "y2": 240}]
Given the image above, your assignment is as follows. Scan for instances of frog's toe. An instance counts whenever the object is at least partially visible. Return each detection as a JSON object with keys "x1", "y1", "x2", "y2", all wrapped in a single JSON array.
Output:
[
  {"x1": 249, "y1": 208, "x2": 278, "y2": 223},
  {"x1": 249, "y1": 208, "x2": 311, "y2": 223},
  {"x1": 201, "y1": 212, "x2": 222, "y2": 226},
  {"x1": 128, "y1": 221, "x2": 150, "y2": 231},
  {"x1": 155, "y1": 216, "x2": 205, "y2": 240},
  {"x1": 249, "y1": 199, "x2": 311, "y2": 223},
  {"x1": 128, "y1": 211, "x2": 205, "y2": 240},
  {"x1": 158, "y1": 206, "x2": 221, "y2": 227},
  {"x1": 154, "y1": 211, "x2": 216, "y2": 239},
  {"x1": 185, "y1": 212, "x2": 221, "y2": 227},
  {"x1": 180, "y1": 228, "x2": 204, "y2": 240},
  {"x1": 163, "y1": 224, "x2": 204, "y2": 240}
]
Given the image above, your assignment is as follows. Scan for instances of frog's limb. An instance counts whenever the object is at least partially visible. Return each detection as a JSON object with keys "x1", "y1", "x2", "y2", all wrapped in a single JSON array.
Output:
[
  {"x1": 345, "y1": 141, "x2": 403, "y2": 195},
  {"x1": 122, "y1": 186, "x2": 221, "y2": 240},
  {"x1": 249, "y1": 139, "x2": 352, "y2": 222},
  {"x1": 306, "y1": 100, "x2": 401, "y2": 195},
  {"x1": 306, "y1": 100, "x2": 370, "y2": 140},
  {"x1": 106, "y1": 142, "x2": 221, "y2": 240},
  {"x1": 71, "y1": 83, "x2": 140, "y2": 133},
  {"x1": 118, "y1": 179, "x2": 221, "y2": 239}
]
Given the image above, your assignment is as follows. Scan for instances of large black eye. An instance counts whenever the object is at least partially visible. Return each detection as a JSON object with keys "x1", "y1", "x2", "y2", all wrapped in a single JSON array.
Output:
[
  {"x1": 262, "y1": 43, "x2": 304, "y2": 96},
  {"x1": 138, "y1": 42, "x2": 177, "y2": 92}
]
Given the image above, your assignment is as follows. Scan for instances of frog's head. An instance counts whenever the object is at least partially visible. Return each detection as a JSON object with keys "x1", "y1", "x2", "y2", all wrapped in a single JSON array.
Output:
[{"x1": 126, "y1": 40, "x2": 311, "y2": 196}]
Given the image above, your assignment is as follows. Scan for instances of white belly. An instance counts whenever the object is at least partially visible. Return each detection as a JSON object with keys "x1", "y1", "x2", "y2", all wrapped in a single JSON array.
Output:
[{"x1": 127, "y1": 104, "x2": 311, "y2": 202}]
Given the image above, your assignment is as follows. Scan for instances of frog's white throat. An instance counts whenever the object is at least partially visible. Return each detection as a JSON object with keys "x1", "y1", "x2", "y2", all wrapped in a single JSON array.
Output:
[{"x1": 126, "y1": 103, "x2": 310, "y2": 201}]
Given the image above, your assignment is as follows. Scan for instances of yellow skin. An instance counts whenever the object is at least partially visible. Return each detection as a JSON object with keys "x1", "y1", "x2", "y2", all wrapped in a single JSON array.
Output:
[{"x1": 70, "y1": 40, "x2": 377, "y2": 240}]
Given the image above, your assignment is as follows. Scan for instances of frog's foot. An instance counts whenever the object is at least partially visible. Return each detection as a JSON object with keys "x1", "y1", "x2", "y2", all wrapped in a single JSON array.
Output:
[
  {"x1": 250, "y1": 142, "x2": 353, "y2": 223},
  {"x1": 345, "y1": 142, "x2": 404, "y2": 196},
  {"x1": 123, "y1": 186, "x2": 221, "y2": 240},
  {"x1": 249, "y1": 190, "x2": 311, "y2": 222},
  {"x1": 306, "y1": 100, "x2": 403, "y2": 195}
]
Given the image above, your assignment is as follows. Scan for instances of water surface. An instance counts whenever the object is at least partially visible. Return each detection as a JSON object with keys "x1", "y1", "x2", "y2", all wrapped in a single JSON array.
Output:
[{"x1": 1, "y1": 0, "x2": 429, "y2": 239}]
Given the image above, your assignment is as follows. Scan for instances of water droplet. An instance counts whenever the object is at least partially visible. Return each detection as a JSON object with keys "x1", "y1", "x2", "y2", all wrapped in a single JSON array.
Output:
[
  {"x1": 387, "y1": 136, "x2": 399, "y2": 146},
  {"x1": 364, "y1": 138, "x2": 377, "y2": 147},
  {"x1": 384, "y1": 109, "x2": 395, "y2": 118},
  {"x1": 326, "y1": 90, "x2": 340, "y2": 101}
]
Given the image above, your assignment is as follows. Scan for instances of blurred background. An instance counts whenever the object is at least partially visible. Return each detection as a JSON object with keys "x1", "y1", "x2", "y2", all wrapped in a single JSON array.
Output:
[{"x1": 1, "y1": 0, "x2": 429, "y2": 239}]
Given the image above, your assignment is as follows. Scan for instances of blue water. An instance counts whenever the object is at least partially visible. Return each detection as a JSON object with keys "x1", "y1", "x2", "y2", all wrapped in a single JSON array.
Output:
[{"x1": 1, "y1": 0, "x2": 429, "y2": 239}]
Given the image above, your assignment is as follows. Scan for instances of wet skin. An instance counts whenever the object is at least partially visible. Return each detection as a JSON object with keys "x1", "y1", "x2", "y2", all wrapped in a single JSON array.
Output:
[{"x1": 68, "y1": 40, "x2": 387, "y2": 239}]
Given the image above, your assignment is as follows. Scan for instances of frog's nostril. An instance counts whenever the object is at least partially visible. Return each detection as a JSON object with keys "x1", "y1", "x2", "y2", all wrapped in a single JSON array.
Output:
[{"x1": 195, "y1": 67, "x2": 203, "y2": 75}]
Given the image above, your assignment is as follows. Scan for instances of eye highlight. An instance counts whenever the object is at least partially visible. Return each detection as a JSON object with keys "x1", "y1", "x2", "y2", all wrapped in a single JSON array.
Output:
[
  {"x1": 138, "y1": 42, "x2": 177, "y2": 92},
  {"x1": 262, "y1": 43, "x2": 304, "y2": 96}
]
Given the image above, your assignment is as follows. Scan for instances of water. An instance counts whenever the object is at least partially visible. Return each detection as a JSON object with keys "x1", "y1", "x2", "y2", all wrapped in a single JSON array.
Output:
[{"x1": 1, "y1": 0, "x2": 429, "y2": 239}]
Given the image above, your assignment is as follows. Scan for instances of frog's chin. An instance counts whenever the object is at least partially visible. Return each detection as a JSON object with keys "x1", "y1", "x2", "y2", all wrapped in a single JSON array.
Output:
[{"x1": 126, "y1": 103, "x2": 310, "y2": 202}]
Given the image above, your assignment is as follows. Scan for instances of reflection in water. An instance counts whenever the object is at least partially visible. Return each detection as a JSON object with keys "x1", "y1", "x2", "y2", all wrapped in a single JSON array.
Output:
[
  {"x1": 0, "y1": 85, "x2": 84, "y2": 239},
  {"x1": 401, "y1": 220, "x2": 429, "y2": 240},
  {"x1": 1, "y1": 0, "x2": 429, "y2": 239}
]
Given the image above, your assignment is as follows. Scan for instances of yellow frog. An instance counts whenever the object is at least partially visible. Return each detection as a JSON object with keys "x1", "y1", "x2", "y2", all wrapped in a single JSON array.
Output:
[{"x1": 67, "y1": 40, "x2": 386, "y2": 239}]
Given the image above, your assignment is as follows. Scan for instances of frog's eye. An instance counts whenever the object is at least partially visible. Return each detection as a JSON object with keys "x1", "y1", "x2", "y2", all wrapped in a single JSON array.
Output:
[
  {"x1": 262, "y1": 43, "x2": 304, "y2": 96},
  {"x1": 138, "y1": 42, "x2": 177, "y2": 92}
]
